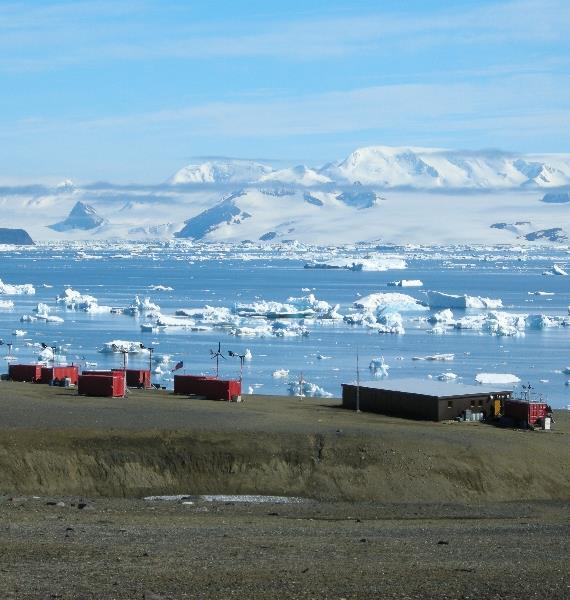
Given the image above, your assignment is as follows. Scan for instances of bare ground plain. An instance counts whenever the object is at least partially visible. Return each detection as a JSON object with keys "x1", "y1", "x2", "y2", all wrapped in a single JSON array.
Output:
[{"x1": 0, "y1": 382, "x2": 568, "y2": 599}]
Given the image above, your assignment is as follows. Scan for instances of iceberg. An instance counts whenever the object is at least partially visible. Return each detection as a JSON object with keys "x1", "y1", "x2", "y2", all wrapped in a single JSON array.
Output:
[
  {"x1": 387, "y1": 280, "x2": 423, "y2": 287},
  {"x1": 426, "y1": 291, "x2": 502, "y2": 309},
  {"x1": 353, "y1": 292, "x2": 426, "y2": 313},
  {"x1": 369, "y1": 356, "x2": 389, "y2": 376},
  {"x1": 475, "y1": 373, "x2": 520, "y2": 385},
  {"x1": 124, "y1": 295, "x2": 161, "y2": 316},
  {"x1": 99, "y1": 340, "x2": 146, "y2": 354},
  {"x1": 437, "y1": 372, "x2": 458, "y2": 381},
  {"x1": 304, "y1": 257, "x2": 406, "y2": 271},
  {"x1": 552, "y1": 264, "x2": 568, "y2": 276},
  {"x1": 412, "y1": 353, "x2": 454, "y2": 361},
  {"x1": 0, "y1": 300, "x2": 14, "y2": 309},
  {"x1": 287, "y1": 380, "x2": 333, "y2": 397},
  {"x1": 149, "y1": 285, "x2": 174, "y2": 291},
  {"x1": 427, "y1": 309, "x2": 455, "y2": 325},
  {"x1": 272, "y1": 369, "x2": 289, "y2": 378},
  {"x1": 376, "y1": 312, "x2": 405, "y2": 334},
  {"x1": 57, "y1": 287, "x2": 111, "y2": 312}
]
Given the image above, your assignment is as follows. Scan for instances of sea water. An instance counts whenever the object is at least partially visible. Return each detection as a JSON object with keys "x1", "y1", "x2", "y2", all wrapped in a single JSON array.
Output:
[{"x1": 0, "y1": 242, "x2": 569, "y2": 407}]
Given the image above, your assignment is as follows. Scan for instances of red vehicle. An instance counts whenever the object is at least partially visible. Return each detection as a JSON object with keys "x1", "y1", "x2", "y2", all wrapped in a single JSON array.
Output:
[
  {"x1": 78, "y1": 373, "x2": 125, "y2": 397},
  {"x1": 8, "y1": 364, "x2": 43, "y2": 383},
  {"x1": 503, "y1": 399, "x2": 547, "y2": 426}
]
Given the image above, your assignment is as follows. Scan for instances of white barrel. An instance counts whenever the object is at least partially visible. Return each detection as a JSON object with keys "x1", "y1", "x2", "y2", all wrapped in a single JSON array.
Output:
[{"x1": 543, "y1": 417, "x2": 551, "y2": 430}]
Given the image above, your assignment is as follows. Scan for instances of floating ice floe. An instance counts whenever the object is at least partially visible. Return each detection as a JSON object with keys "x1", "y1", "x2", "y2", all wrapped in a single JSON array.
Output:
[
  {"x1": 552, "y1": 264, "x2": 568, "y2": 276},
  {"x1": 235, "y1": 293, "x2": 334, "y2": 319},
  {"x1": 244, "y1": 348, "x2": 253, "y2": 361},
  {"x1": 99, "y1": 340, "x2": 146, "y2": 353},
  {"x1": 272, "y1": 369, "x2": 289, "y2": 378},
  {"x1": 0, "y1": 278, "x2": 35, "y2": 295},
  {"x1": 304, "y1": 256, "x2": 406, "y2": 271},
  {"x1": 528, "y1": 291, "x2": 554, "y2": 296},
  {"x1": 21, "y1": 313, "x2": 64, "y2": 323},
  {"x1": 287, "y1": 380, "x2": 333, "y2": 397},
  {"x1": 413, "y1": 353, "x2": 454, "y2": 361},
  {"x1": 12, "y1": 330, "x2": 26, "y2": 336},
  {"x1": 0, "y1": 299, "x2": 14, "y2": 309},
  {"x1": 437, "y1": 372, "x2": 458, "y2": 381},
  {"x1": 175, "y1": 305, "x2": 237, "y2": 326},
  {"x1": 149, "y1": 285, "x2": 173, "y2": 291},
  {"x1": 475, "y1": 373, "x2": 520, "y2": 385},
  {"x1": 425, "y1": 291, "x2": 502, "y2": 309},
  {"x1": 387, "y1": 280, "x2": 423, "y2": 287},
  {"x1": 156, "y1": 314, "x2": 194, "y2": 327}
]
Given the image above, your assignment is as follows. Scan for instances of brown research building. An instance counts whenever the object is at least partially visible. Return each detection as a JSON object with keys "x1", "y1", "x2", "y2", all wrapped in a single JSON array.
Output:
[{"x1": 342, "y1": 379, "x2": 512, "y2": 421}]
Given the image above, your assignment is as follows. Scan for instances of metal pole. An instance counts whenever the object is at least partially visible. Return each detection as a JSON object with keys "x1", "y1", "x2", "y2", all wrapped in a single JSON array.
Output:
[
  {"x1": 122, "y1": 350, "x2": 127, "y2": 397},
  {"x1": 356, "y1": 347, "x2": 361, "y2": 413}
]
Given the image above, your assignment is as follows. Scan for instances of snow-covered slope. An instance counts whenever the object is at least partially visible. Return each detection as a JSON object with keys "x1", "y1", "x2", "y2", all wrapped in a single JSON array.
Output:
[
  {"x1": 259, "y1": 165, "x2": 332, "y2": 186},
  {"x1": 169, "y1": 159, "x2": 273, "y2": 184}
]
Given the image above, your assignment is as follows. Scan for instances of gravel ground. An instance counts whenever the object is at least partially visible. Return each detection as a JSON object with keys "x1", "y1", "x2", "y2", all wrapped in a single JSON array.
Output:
[
  {"x1": 0, "y1": 496, "x2": 568, "y2": 599},
  {"x1": 0, "y1": 383, "x2": 568, "y2": 598}
]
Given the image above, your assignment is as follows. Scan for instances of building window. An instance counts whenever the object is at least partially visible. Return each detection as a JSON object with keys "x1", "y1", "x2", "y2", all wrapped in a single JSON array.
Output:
[
  {"x1": 470, "y1": 400, "x2": 475, "y2": 408},
  {"x1": 478, "y1": 400, "x2": 483, "y2": 407},
  {"x1": 447, "y1": 401, "x2": 453, "y2": 409}
]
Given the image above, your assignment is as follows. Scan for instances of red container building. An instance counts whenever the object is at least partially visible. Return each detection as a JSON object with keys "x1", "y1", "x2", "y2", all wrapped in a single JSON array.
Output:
[
  {"x1": 503, "y1": 399, "x2": 547, "y2": 425},
  {"x1": 40, "y1": 366, "x2": 79, "y2": 385},
  {"x1": 78, "y1": 373, "x2": 125, "y2": 397},
  {"x1": 174, "y1": 375, "x2": 241, "y2": 401},
  {"x1": 8, "y1": 364, "x2": 43, "y2": 383},
  {"x1": 112, "y1": 369, "x2": 152, "y2": 389}
]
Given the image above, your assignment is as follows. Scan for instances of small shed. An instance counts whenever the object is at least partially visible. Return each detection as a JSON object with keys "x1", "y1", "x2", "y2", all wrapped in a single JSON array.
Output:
[{"x1": 342, "y1": 379, "x2": 512, "y2": 421}]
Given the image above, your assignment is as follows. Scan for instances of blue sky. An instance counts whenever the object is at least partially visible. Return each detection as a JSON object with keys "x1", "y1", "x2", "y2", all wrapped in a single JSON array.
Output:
[{"x1": 0, "y1": 0, "x2": 569, "y2": 182}]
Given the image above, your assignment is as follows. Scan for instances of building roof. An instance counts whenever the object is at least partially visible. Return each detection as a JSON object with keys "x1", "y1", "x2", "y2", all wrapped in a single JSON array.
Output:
[{"x1": 343, "y1": 378, "x2": 512, "y2": 399}]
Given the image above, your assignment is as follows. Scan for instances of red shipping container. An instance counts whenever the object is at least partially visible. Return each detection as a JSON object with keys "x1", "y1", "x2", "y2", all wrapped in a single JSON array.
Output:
[
  {"x1": 78, "y1": 374, "x2": 125, "y2": 397},
  {"x1": 174, "y1": 375, "x2": 241, "y2": 401},
  {"x1": 174, "y1": 374, "x2": 216, "y2": 395},
  {"x1": 112, "y1": 369, "x2": 151, "y2": 389},
  {"x1": 8, "y1": 364, "x2": 43, "y2": 383},
  {"x1": 40, "y1": 366, "x2": 79, "y2": 385},
  {"x1": 503, "y1": 400, "x2": 547, "y2": 425}
]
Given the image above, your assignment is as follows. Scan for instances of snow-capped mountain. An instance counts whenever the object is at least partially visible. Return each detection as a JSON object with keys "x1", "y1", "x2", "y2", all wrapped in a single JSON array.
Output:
[
  {"x1": 169, "y1": 159, "x2": 273, "y2": 184},
  {"x1": 320, "y1": 146, "x2": 570, "y2": 189},
  {"x1": 48, "y1": 201, "x2": 107, "y2": 232},
  {"x1": 3, "y1": 145, "x2": 570, "y2": 244},
  {"x1": 168, "y1": 146, "x2": 570, "y2": 189}
]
